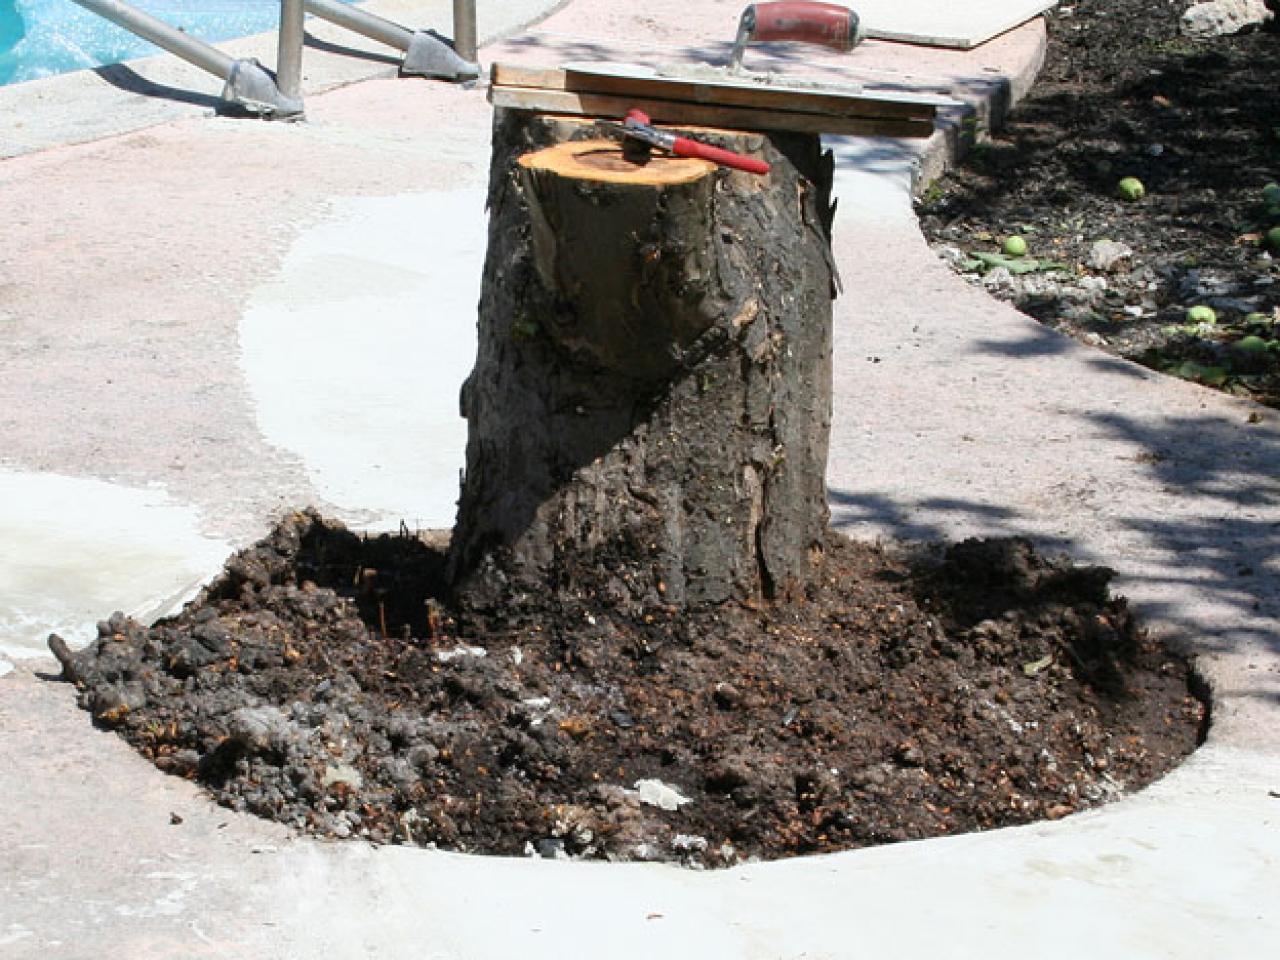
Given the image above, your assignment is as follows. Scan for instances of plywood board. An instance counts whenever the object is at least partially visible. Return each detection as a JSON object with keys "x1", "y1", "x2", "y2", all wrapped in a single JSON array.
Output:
[
  {"x1": 492, "y1": 63, "x2": 948, "y2": 122},
  {"x1": 487, "y1": 85, "x2": 934, "y2": 138},
  {"x1": 856, "y1": 0, "x2": 1056, "y2": 50}
]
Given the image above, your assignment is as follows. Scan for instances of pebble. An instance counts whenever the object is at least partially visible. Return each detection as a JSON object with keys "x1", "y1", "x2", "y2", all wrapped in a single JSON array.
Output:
[
  {"x1": 1181, "y1": 0, "x2": 1272, "y2": 39},
  {"x1": 1088, "y1": 239, "x2": 1133, "y2": 273},
  {"x1": 635, "y1": 779, "x2": 693, "y2": 811}
]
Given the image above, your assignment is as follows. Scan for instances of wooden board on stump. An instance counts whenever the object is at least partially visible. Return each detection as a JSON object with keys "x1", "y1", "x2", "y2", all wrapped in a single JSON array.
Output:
[{"x1": 448, "y1": 111, "x2": 836, "y2": 609}]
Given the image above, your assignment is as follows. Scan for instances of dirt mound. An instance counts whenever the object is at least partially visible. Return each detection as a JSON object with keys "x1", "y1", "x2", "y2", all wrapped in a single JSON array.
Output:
[{"x1": 55, "y1": 512, "x2": 1205, "y2": 867}]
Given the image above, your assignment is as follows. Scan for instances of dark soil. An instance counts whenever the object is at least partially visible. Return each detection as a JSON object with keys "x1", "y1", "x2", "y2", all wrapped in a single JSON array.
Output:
[
  {"x1": 918, "y1": 0, "x2": 1280, "y2": 406},
  {"x1": 57, "y1": 511, "x2": 1205, "y2": 867}
]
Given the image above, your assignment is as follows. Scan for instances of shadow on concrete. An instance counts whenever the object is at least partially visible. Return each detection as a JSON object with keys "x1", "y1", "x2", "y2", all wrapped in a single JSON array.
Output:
[
  {"x1": 304, "y1": 30, "x2": 402, "y2": 68},
  {"x1": 1085, "y1": 408, "x2": 1280, "y2": 654},
  {"x1": 830, "y1": 396, "x2": 1280, "y2": 669},
  {"x1": 968, "y1": 322, "x2": 1159, "y2": 382},
  {"x1": 829, "y1": 488, "x2": 1079, "y2": 552},
  {"x1": 92, "y1": 62, "x2": 223, "y2": 110}
]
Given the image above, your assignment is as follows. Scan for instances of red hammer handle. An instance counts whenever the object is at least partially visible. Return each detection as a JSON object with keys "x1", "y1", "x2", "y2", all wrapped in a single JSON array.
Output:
[
  {"x1": 671, "y1": 136, "x2": 771, "y2": 175},
  {"x1": 749, "y1": 1, "x2": 860, "y2": 52}
]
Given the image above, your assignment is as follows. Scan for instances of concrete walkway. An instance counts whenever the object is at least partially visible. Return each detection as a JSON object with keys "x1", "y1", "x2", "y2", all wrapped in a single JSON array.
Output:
[{"x1": 1, "y1": 1, "x2": 1277, "y2": 957}]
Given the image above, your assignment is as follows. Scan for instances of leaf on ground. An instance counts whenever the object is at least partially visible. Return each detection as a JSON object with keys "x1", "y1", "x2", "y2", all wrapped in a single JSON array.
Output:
[
  {"x1": 1023, "y1": 654, "x2": 1054, "y2": 677},
  {"x1": 968, "y1": 251, "x2": 1072, "y2": 275}
]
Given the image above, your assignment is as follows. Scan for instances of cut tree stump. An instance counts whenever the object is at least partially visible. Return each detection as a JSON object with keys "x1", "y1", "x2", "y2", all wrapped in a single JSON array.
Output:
[{"x1": 449, "y1": 110, "x2": 836, "y2": 609}]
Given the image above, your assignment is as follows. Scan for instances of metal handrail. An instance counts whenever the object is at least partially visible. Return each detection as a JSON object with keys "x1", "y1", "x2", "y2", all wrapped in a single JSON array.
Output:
[{"x1": 66, "y1": 0, "x2": 480, "y2": 119}]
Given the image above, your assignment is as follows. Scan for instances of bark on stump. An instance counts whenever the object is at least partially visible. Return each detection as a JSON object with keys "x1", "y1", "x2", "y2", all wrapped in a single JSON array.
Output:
[{"x1": 450, "y1": 111, "x2": 836, "y2": 609}]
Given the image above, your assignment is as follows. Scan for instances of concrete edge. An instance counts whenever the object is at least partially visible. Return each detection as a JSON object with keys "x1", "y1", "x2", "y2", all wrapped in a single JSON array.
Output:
[{"x1": 909, "y1": 15, "x2": 1049, "y2": 193}]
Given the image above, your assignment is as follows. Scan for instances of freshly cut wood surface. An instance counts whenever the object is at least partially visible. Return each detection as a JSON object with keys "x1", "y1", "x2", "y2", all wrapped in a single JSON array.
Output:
[
  {"x1": 491, "y1": 62, "x2": 942, "y2": 122},
  {"x1": 516, "y1": 140, "x2": 715, "y2": 185},
  {"x1": 488, "y1": 86, "x2": 934, "y2": 138}
]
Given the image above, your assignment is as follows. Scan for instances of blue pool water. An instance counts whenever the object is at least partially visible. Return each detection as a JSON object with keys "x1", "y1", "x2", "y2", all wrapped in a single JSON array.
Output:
[{"x1": 0, "y1": 1, "x2": 353, "y2": 86}]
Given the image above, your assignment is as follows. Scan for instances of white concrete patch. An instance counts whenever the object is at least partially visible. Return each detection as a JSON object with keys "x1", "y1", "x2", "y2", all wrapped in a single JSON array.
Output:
[
  {"x1": 240, "y1": 190, "x2": 485, "y2": 532},
  {"x1": 857, "y1": 0, "x2": 1057, "y2": 49},
  {"x1": 0, "y1": 469, "x2": 229, "y2": 658}
]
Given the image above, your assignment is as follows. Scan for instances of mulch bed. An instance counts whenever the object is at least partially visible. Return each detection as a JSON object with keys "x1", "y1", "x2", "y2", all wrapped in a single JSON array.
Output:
[
  {"x1": 57, "y1": 512, "x2": 1205, "y2": 867},
  {"x1": 918, "y1": 0, "x2": 1280, "y2": 406}
]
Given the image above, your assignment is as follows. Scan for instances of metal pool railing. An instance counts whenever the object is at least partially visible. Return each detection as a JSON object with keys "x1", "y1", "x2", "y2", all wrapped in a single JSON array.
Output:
[{"x1": 67, "y1": 0, "x2": 480, "y2": 118}]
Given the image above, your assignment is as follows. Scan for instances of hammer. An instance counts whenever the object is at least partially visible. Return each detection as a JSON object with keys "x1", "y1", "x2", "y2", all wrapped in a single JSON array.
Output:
[{"x1": 729, "y1": 2, "x2": 865, "y2": 74}]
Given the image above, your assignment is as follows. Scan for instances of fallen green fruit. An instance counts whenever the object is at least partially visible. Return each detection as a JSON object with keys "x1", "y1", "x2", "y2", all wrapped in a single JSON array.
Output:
[
  {"x1": 1233, "y1": 335, "x2": 1269, "y2": 354},
  {"x1": 1264, "y1": 182, "x2": 1280, "y2": 205},
  {"x1": 1186, "y1": 305, "x2": 1217, "y2": 325},
  {"x1": 1267, "y1": 226, "x2": 1280, "y2": 252},
  {"x1": 1002, "y1": 235, "x2": 1028, "y2": 257},
  {"x1": 1245, "y1": 312, "x2": 1274, "y2": 326},
  {"x1": 1117, "y1": 176, "x2": 1146, "y2": 201}
]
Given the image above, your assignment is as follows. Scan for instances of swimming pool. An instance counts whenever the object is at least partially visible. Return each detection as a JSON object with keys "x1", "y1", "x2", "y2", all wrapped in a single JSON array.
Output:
[{"x1": 0, "y1": 1, "x2": 354, "y2": 86}]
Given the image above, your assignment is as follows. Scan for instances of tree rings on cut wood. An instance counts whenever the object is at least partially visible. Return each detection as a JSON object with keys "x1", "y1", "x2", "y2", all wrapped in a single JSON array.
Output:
[
  {"x1": 516, "y1": 139, "x2": 714, "y2": 185},
  {"x1": 450, "y1": 111, "x2": 836, "y2": 609}
]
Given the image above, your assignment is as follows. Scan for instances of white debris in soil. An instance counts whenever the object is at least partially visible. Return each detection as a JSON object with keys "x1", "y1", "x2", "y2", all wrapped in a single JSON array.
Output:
[
  {"x1": 634, "y1": 778, "x2": 693, "y2": 811},
  {"x1": 323, "y1": 763, "x2": 363, "y2": 789},
  {"x1": 671, "y1": 834, "x2": 708, "y2": 853},
  {"x1": 434, "y1": 644, "x2": 488, "y2": 662},
  {"x1": 519, "y1": 696, "x2": 554, "y2": 728},
  {"x1": 0, "y1": 659, "x2": 13, "y2": 679}
]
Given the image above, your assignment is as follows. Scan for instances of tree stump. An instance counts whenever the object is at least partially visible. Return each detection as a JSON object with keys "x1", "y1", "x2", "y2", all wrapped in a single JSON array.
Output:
[{"x1": 449, "y1": 110, "x2": 836, "y2": 608}]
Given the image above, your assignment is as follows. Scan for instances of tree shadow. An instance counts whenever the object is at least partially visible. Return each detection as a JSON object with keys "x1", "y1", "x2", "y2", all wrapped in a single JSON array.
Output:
[
  {"x1": 828, "y1": 399, "x2": 1280, "y2": 688},
  {"x1": 829, "y1": 488, "x2": 1029, "y2": 545},
  {"x1": 966, "y1": 320, "x2": 1161, "y2": 382},
  {"x1": 1082, "y1": 408, "x2": 1280, "y2": 657},
  {"x1": 919, "y1": 17, "x2": 1280, "y2": 230}
]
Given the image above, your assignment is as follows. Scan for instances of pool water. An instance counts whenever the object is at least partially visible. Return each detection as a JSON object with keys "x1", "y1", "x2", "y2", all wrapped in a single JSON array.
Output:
[{"x1": 0, "y1": 1, "x2": 353, "y2": 86}]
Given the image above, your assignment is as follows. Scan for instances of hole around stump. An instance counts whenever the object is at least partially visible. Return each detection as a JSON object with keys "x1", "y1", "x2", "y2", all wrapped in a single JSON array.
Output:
[{"x1": 63, "y1": 511, "x2": 1208, "y2": 867}]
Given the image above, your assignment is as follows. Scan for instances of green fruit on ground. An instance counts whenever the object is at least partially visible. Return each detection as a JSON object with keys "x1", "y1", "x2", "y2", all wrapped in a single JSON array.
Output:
[
  {"x1": 1233, "y1": 335, "x2": 1269, "y2": 353},
  {"x1": 1267, "y1": 226, "x2": 1280, "y2": 252},
  {"x1": 1263, "y1": 182, "x2": 1280, "y2": 204},
  {"x1": 1117, "y1": 176, "x2": 1145, "y2": 201},
  {"x1": 1187, "y1": 305, "x2": 1217, "y2": 325},
  {"x1": 1245, "y1": 312, "x2": 1273, "y2": 325},
  {"x1": 1002, "y1": 235, "x2": 1028, "y2": 257}
]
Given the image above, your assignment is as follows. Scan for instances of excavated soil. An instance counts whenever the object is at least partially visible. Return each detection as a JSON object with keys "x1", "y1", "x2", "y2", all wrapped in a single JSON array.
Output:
[
  {"x1": 58, "y1": 511, "x2": 1206, "y2": 867},
  {"x1": 918, "y1": 0, "x2": 1280, "y2": 406}
]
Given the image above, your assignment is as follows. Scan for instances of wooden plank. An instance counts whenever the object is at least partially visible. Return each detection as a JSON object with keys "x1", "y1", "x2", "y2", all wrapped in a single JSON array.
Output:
[
  {"x1": 487, "y1": 85, "x2": 935, "y2": 139},
  {"x1": 490, "y1": 62, "x2": 942, "y2": 122}
]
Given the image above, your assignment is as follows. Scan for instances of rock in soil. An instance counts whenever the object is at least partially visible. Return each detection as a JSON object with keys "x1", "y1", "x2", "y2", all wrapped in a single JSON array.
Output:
[{"x1": 58, "y1": 511, "x2": 1206, "y2": 868}]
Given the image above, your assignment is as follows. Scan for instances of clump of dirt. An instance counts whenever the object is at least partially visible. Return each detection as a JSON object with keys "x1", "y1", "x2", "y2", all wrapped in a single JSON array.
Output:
[
  {"x1": 918, "y1": 0, "x2": 1280, "y2": 405},
  {"x1": 56, "y1": 511, "x2": 1205, "y2": 867}
]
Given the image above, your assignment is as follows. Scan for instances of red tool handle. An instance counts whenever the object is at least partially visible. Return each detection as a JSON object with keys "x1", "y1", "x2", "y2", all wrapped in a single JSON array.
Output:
[
  {"x1": 749, "y1": 1, "x2": 860, "y2": 52},
  {"x1": 671, "y1": 136, "x2": 771, "y2": 175}
]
